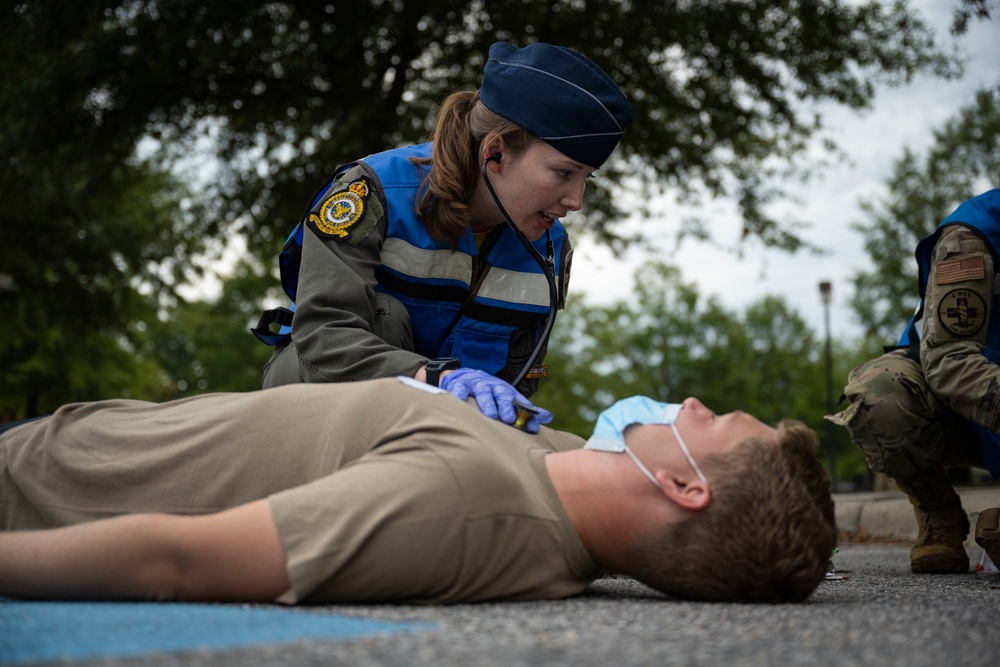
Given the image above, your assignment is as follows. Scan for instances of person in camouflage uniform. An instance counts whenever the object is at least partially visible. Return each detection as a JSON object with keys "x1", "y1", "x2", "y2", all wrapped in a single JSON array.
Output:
[{"x1": 829, "y1": 189, "x2": 1000, "y2": 574}]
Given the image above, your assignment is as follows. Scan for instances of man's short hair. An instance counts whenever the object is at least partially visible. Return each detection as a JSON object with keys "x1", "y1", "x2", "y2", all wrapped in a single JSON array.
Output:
[{"x1": 626, "y1": 420, "x2": 837, "y2": 602}]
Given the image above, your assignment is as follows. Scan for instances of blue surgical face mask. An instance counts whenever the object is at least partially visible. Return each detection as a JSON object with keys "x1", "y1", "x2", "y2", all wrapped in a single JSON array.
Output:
[{"x1": 585, "y1": 396, "x2": 708, "y2": 489}]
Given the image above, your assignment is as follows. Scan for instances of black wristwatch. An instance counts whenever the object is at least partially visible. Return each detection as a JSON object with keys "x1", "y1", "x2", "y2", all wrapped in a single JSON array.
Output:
[{"x1": 425, "y1": 357, "x2": 461, "y2": 387}]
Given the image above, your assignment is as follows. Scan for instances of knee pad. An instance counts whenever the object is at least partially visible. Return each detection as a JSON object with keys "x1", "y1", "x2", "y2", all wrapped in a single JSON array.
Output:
[
  {"x1": 976, "y1": 507, "x2": 1000, "y2": 571},
  {"x1": 833, "y1": 352, "x2": 944, "y2": 478}
]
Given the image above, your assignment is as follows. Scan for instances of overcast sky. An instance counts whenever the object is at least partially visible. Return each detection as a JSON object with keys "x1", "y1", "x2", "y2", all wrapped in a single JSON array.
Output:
[{"x1": 567, "y1": 0, "x2": 999, "y2": 344}]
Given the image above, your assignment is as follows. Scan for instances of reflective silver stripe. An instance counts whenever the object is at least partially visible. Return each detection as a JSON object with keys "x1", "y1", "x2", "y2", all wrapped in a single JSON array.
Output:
[
  {"x1": 381, "y1": 237, "x2": 550, "y2": 307},
  {"x1": 479, "y1": 267, "x2": 550, "y2": 307},
  {"x1": 381, "y1": 237, "x2": 471, "y2": 283}
]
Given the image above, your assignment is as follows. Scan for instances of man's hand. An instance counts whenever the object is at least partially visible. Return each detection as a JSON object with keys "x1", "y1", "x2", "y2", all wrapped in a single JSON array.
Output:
[{"x1": 439, "y1": 368, "x2": 554, "y2": 433}]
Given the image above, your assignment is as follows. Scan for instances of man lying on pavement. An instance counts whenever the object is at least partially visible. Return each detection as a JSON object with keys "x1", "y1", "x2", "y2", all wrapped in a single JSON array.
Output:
[{"x1": 0, "y1": 376, "x2": 836, "y2": 604}]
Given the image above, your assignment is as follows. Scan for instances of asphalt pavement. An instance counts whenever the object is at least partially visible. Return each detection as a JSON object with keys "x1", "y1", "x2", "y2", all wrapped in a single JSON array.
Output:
[{"x1": 3, "y1": 488, "x2": 998, "y2": 667}]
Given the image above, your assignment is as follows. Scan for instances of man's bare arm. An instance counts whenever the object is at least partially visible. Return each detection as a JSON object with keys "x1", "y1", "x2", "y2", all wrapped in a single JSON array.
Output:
[{"x1": 0, "y1": 499, "x2": 290, "y2": 602}]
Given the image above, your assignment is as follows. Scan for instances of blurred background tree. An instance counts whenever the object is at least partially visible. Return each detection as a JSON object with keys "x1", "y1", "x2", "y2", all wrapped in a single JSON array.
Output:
[
  {"x1": 533, "y1": 260, "x2": 867, "y2": 486},
  {"x1": 144, "y1": 260, "x2": 279, "y2": 397},
  {"x1": 1, "y1": 0, "x2": 962, "y2": 255},
  {"x1": 0, "y1": 0, "x2": 990, "y2": 483}
]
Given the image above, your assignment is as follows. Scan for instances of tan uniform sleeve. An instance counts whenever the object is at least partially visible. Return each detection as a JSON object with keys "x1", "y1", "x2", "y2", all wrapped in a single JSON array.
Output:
[
  {"x1": 290, "y1": 163, "x2": 426, "y2": 382},
  {"x1": 920, "y1": 224, "x2": 1000, "y2": 430}
]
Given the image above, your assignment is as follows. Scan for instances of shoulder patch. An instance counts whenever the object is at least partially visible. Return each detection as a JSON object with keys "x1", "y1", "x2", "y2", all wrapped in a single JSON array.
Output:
[
  {"x1": 309, "y1": 178, "x2": 370, "y2": 240},
  {"x1": 937, "y1": 288, "x2": 986, "y2": 337},
  {"x1": 936, "y1": 255, "x2": 984, "y2": 285}
]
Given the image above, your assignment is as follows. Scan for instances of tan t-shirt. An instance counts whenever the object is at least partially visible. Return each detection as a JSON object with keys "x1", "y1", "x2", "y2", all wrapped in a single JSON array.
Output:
[{"x1": 0, "y1": 378, "x2": 597, "y2": 604}]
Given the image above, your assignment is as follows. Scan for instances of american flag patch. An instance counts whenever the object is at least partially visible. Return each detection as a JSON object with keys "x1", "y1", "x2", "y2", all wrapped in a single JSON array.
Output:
[{"x1": 936, "y1": 256, "x2": 984, "y2": 285}]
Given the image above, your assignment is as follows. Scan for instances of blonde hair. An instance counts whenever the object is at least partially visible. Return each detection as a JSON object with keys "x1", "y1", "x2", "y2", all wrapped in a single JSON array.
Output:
[
  {"x1": 627, "y1": 420, "x2": 837, "y2": 602},
  {"x1": 412, "y1": 90, "x2": 536, "y2": 244}
]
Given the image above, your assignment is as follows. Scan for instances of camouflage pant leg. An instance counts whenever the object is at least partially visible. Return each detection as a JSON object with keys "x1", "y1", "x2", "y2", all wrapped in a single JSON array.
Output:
[{"x1": 828, "y1": 349, "x2": 974, "y2": 478}]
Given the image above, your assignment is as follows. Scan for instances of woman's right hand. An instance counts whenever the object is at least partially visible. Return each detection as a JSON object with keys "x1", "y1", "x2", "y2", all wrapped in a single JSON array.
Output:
[{"x1": 439, "y1": 368, "x2": 553, "y2": 433}]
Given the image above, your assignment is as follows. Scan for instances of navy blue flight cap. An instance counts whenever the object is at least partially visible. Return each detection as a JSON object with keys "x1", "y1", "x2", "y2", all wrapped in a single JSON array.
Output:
[{"x1": 481, "y1": 42, "x2": 633, "y2": 169}]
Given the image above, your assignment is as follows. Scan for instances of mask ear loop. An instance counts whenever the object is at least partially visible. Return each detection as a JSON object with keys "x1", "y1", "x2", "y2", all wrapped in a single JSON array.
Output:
[
  {"x1": 671, "y1": 423, "x2": 709, "y2": 485},
  {"x1": 623, "y1": 445, "x2": 664, "y2": 490},
  {"x1": 624, "y1": 425, "x2": 709, "y2": 492}
]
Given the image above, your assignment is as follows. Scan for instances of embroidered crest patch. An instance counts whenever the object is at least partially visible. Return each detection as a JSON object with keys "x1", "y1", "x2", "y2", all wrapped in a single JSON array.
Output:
[
  {"x1": 937, "y1": 288, "x2": 986, "y2": 337},
  {"x1": 310, "y1": 179, "x2": 369, "y2": 239}
]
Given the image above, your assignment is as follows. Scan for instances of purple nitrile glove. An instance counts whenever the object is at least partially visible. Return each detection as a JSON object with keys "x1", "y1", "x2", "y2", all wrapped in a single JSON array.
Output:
[{"x1": 439, "y1": 368, "x2": 554, "y2": 433}]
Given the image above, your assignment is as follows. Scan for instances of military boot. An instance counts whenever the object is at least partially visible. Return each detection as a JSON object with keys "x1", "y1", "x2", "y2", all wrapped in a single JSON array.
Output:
[
  {"x1": 975, "y1": 507, "x2": 1000, "y2": 568},
  {"x1": 894, "y1": 464, "x2": 970, "y2": 574}
]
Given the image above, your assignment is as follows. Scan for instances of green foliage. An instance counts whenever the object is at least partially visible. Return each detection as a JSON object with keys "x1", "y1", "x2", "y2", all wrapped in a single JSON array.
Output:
[
  {"x1": 0, "y1": 0, "x2": 966, "y2": 421},
  {"x1": 145, "y1": 260, "x2": 279, "y2": 398},
  {"x1": 950, "y1": 0, "x2": 996, "y2": 34},
  {"x1": 2, "y1": 0, "x2": 961, "y2": 255},
  {"x1": 849, "y1": 84, "x2": 1000, "y2": 343},
  {"x1": 533, "y1": 260, "x2": 861, "y2": 482},
  {"x1": 537, "y1": 262, "x2": 815, "y2": 430},
  {"x1": 0, "y1": 160, "x2": 197, "y2": 418}
]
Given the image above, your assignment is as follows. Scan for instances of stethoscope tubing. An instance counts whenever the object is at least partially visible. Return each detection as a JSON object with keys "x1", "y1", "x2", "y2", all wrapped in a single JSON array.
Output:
[{"x1": 480, "y1": 157, "x2": 559, "y2": 388}]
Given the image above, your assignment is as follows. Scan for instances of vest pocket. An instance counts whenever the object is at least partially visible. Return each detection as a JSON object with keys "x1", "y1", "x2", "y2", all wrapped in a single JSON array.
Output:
[{"x1": 444, "y1": 326, "x2": 512, "y2": 377}]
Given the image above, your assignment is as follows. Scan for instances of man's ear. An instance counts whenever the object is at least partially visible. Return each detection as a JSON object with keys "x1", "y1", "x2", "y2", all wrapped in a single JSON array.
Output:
[{"x1": 658, "y1": 473, "x2": 711, "y2": 511}]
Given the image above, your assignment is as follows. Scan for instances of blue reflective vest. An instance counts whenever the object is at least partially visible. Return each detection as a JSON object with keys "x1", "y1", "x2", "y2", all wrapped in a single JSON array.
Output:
[
  {"x1": 897, "y1": 189, "x2": 1000, "y2": 478},
  {"x1": 260, "y1": 143, "x2": 568, "y2": 379}
]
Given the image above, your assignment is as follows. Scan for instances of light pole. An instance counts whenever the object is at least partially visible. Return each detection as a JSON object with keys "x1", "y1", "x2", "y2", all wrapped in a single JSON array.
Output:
[{"x1": 819, "y1": 281, "x2": 836, "y2": 489}]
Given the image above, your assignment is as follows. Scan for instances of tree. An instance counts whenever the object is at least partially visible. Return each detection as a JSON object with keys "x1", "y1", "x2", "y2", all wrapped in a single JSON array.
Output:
[
  {"x1": 538, "y1": 263, "x2": 808, "y2": 427},
  {"x1": 533, "y1": 259, "x2": 864, "y2": 480},
  {"x1": 0, "y1": 161, "x2": 202, "y2": 418},
  {"x1": 0, "y1": 0, "x2": 964, "y2": 407},
  {"x1": 4, "y1": 0, "x2": 961, "y2": 253},
  {"x1": 849, "y1": 85, "x2": 1000, "y2": 343},
  {"x1": 145, "y1": 260, "x2": 279, "y2": 398},
  {"x1": 951, "y1": 0, "x2": 995, "y2": 34}
]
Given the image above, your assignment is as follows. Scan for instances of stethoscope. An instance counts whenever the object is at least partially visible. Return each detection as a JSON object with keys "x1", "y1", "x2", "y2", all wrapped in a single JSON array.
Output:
[{"x1": 480, "y1": 152, "x2": 558, "y2": 388}]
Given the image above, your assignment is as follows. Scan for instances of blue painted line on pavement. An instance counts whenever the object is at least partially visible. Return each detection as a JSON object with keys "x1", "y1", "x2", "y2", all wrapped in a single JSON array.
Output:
[{"x1": 0, "y1": 600, "x2": 435, "y2": 665}]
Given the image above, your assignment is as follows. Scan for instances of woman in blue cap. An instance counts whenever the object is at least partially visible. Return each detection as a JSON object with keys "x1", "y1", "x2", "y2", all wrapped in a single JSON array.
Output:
[{"x1": 253, "y1": 42, "x2": 632, "y2": 429}]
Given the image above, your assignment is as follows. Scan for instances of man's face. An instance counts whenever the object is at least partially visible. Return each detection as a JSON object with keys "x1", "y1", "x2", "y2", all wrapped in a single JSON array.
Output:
[{"x1": 674, "y1": 397, "x2": 776, "y2": 458}]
